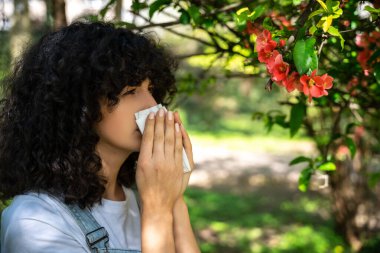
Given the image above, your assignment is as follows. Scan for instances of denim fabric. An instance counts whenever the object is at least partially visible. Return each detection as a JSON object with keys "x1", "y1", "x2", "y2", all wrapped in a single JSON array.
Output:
[
  {"x1": 46, "y1": 191, "x2": 141, "y2": 253},
  {"x1": 92, "y1": 249, "x2": 141, "y2": 253},
  {"x1": 66, "y1": 203, "x2": 141, "y2": 253}
]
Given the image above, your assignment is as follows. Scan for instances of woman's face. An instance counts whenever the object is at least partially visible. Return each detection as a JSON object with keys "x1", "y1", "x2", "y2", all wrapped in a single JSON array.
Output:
[{"x1": 94, "y1": 79, "x2": 157, "y2": 156}]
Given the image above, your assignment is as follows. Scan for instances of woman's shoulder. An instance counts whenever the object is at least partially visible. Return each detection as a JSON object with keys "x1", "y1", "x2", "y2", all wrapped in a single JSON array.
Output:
[
  {"x1": 1, "y1": 191, "x2": 78, "y2": 234},
  {"x1": 2, "y1": 192, "x2": 61, "y2": 221},
  {"x1": 1, "y1": 192, "x2": 90, "y2": 252}
]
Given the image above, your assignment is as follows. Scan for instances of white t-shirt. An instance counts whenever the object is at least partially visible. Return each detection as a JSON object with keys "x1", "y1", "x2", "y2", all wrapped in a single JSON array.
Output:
[{"x1": 1, "y1": 185, "x2": 141, "y2": 253}]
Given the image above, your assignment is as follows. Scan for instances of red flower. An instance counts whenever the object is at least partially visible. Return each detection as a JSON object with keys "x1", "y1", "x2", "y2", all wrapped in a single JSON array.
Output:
[
  {"x1": 314, "y1": 73, "x2": 334, "y2": 92},
  {"x1": 300, "y1": 70, "x2": 326, "y2": 102},
  {"x1": 270, "y1": 54, "x2": 290, "y2": 82},
  {"x1": 265, "y1": 50, "x2": 280, "y2": 73},
  {"x1": 282, "y1": 72, "x2": 302, "y2": 92},
  {"x1": 256, "y1": 30, "x2": 277, "y2": 53},
  {"x1": 258, "y1": 48, "x2": 278, "y2": 63},
  {"x1": 300, "y1": 70, "x2": 334, "y2": 102},
  {"x1": 357, "y1": 48, "x2": 372, "y2": 74}
]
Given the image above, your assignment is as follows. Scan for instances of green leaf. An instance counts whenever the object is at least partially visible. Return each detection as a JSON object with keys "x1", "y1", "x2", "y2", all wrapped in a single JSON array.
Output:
[
  {"x1": 290, "y1": 102, "x2": 306, "y2": 137},
  {"x1": 374, "y1": 63, "x2": 380, "y2": 84},
  {"x1": 308, "y1": 9, "x2": 325, "y2": 19},
  {"x1": 100, "y1": 0, "x2": 117, "y2": 18},
  {"x1": 188, "y1": 5, "x2": 202, "y2": 25},
  {"x1": 296, "y1": 27, "x2": 307, "y2": 40},
  {"x1": 202, "y1": 19, "x2": 214, "y2": 28},
  {"x1": 248, "y1": 6, "x2": 266, "y2": 22},
  {"x1": 262, "y1": 17, "x2": 274, "y2": 31},
  {"x1": 293, "y1": 38, "x2": 318, "y2": 75},
  {"x1": 345, "y1": 123, "x2": 358, "y2": 134},
  {"x1": 149, "y1": 0, "x2": 171, "y2": 18},
  {"x1": 318, "y1": 162, "x2": 336, "y2": 171},
  {"x1": 365, "y1": 6, "x2": 380, "y2": 14},
  {"x1": 326, "y1": 0, "x2": 333, "y2": 12},
  {"x1": 327, "y1": 26, "x2": 345, "y2": 50},
  {"x1": 309, "y1": 25, "x2": 317, "y2": 35},
  {"x1": 345, "y1": 137, "x2": 356, "y2": 158},
  {"x1": 327, "y1": 26, "x2": 339, "y2": 36},
  {"x1": 322, "y1": 15, "x2": 333, "y2": 32},
  {"x1": 236, "y1": 7, "x2": 249, "y2": 16},
  {"x1": 131, "y1": 1, "x2": 148, "y2": 11},
  {"x1": 298, "y1": 167, "x2": 313, "y2": 192},
  {"x1": 316, "y1": 0, "x2": 327, "y2": 11},
  {"x1": 179, "y1": 10, "x2": 190, "y2": 24},
  {"x1": 368, "y1": 172, "x2": 380, "y2": 188},
  {"x1": 289, "y1": 156, "x2": 312, "y2": 166},
  {"x1": 368, "y1": 49, "x2": 380, "y2": 64}
]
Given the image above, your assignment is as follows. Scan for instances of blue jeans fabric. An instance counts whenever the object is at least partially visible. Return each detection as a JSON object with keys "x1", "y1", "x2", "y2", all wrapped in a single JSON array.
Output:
[
  {"x1": 48, "y1": 191, "x2": 142, "y2": 253},
  {"x1": 65, "y1": 203, "x2": 141, "y2": 253}
]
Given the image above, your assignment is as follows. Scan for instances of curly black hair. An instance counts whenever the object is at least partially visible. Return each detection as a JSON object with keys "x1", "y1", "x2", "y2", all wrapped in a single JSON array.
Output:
[{"x1": 0, "y1": 21, "x2": 178, "y2": 209}]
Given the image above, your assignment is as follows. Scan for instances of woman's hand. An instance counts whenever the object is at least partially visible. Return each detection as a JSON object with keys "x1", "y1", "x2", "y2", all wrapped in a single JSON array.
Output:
[
  {"x1": 136, "y1": 108, "x2": 184, "y2": 214},
  {"x1": 174, "y1": 111, "x2": 194, "y2": 196}
]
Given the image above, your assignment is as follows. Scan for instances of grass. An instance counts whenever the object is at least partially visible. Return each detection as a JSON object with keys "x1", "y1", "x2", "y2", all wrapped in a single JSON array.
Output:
[{"x1": 185, "y1": 187, "x2": 351, "y2": 253}]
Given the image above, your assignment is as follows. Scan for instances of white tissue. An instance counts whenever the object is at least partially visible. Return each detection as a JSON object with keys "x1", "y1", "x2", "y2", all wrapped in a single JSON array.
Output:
[{"x1": 135, "y1": 104, "x2": 192, "y2": 173}]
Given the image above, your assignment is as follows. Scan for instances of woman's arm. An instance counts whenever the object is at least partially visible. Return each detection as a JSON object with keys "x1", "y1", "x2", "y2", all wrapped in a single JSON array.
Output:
[
  {"x1": 141, "y1": 210, "x2": 175, "y2": 253},
  {"x1": 173, "y1": 197, "x2": 201, "y2": 253},
  {"x1": 173, "y1": 112, "x2": 201, "y2": 253},
  {"x1": 137, "y1": 110, "x2": 184, "y2": 253}
]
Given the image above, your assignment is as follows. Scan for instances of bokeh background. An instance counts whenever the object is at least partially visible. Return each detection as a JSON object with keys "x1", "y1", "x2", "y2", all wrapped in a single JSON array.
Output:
[{"x1": 1, "y1": 1, "x2": 380, "y2": 253}]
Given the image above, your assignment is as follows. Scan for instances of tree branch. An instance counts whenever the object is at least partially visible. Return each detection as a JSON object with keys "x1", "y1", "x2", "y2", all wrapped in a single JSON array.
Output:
[
  {"x1": 134, "y1": 21, "x2": 180, "y2": 30},
  {"x1": 176, "y1": 51, "x2": 220, "y2": 60}
]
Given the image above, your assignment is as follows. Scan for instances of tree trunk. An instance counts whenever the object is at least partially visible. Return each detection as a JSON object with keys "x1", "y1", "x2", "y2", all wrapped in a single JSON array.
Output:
[
  {"x1": 52, "y1": 0, "x2": 67, "y2": 30},
  {"x1": 10, "y1": 0, "x2": 31, "y2": 60},
  {"x1": 115, "y1": 0, "x2": 123, "y2": 22},
  {"x1": 329, "y1": 146, "x2": 380, "y2": 251}
]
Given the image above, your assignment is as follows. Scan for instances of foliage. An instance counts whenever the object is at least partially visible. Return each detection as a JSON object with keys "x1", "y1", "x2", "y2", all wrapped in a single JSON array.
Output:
[
  {"x1": 185, "y1": 187, "x2": 348, "y2": 253},
  {"x1": 86, "y1": 0, "x2": 380, "y2": 193}
]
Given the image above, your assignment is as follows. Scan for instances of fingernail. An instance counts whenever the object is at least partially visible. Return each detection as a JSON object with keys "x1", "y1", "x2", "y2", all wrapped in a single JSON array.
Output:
[
  {"x1": 159, "y1": 108, "x2": 164, "y2": 117},
  {"x1": 168, "y1": 111, "x2": 173, "y2": 120},
  {"x1": 175, "y1": 123, "x2": 180, "y2": 132},
  {"x1": 149, "y1": 112, "x2": 154, "y2": 119}
]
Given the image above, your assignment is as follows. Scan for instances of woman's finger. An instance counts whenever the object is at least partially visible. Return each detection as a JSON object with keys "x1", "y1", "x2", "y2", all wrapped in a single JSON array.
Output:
[
  {"x1": 139, "y1": 112, "x2": 155, "y2": 159},
  {"x1": 164, "y1": 111, "x2": 175, "y2": 158},
  {"x1": 174, "y1": 122, "x2": 183, "y2": 171},
  {"x1": 153, "y1": 108, "x2": 165, "y2": 156},
  {"x1": 179, "y1": 123, "x2": 195, "y2": 170},
  {"x1": 174, "y1": 111, "x2": 182, "y2": 124}
]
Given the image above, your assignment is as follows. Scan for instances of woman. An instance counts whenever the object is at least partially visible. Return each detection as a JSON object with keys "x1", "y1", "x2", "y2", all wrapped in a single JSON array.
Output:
[{"x1": 0, "y1": 21, "x2": 200, "y2": 253}]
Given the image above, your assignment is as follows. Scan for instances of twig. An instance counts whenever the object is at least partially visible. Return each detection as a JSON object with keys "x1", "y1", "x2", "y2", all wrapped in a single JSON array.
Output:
[
  {"x1": 165, "y1": 27, "x2": 214, "y2": 47},
  {"x1": 134, "y1": 21, "x2": 180, "y2": 30},
  {"x1": 318, "y1": 38, "x2": 327, "y2": 55},
  {"x1": 176, "y1": 51, "x2": 220, "y2": 60}
]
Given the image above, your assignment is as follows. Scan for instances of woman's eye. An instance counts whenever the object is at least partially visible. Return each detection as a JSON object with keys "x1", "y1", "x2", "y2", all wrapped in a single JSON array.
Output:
[{"x1": 123, "y1": 89, "x2": 136, "y2": 96}]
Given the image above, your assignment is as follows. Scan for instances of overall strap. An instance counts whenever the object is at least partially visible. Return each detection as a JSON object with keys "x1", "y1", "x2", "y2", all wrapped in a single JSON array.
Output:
[
  {"x1": 65, "y1": 204, "x2": 110, "y2": 252},
  {"x1": 42, "y1": 191, "x2": 110, "y2": 253},
  {"x1": 41, "y1": 191, "x2": 142, "y2": 253}
]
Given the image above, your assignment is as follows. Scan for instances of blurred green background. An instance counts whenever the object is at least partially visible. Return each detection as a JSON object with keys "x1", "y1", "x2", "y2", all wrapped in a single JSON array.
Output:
[{"x1": 1, "y1": 1, "x2": 379, "y2": 253}]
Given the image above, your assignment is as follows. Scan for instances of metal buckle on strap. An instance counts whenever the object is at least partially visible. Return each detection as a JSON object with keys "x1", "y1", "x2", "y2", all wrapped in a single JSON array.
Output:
[{"x1": 85, "y1": 226, "x2": 109, "y2": 248}]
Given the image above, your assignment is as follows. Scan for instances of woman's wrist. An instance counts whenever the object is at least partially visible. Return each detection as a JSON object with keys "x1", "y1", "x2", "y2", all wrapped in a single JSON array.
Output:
[{"x1": 174, "y1": 196, "x2": 188, "y2": 213}]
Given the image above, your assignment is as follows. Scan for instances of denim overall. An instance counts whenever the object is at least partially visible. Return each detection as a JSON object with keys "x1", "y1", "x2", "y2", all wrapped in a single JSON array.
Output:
[
  {"x1": 0, "y1": 190, "x2": 141, "y2": 253},
  {"x1": 64, "y1": 202, "x2": 141, "y2": 253},
  {"x1": 49, "y1": 190, "x2": 142, "y2": 253}
]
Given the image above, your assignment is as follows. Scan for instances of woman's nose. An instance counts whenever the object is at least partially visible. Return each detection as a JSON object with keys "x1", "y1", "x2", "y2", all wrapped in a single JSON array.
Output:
[{"x1": 143, "y1": 93, "x2": 158, "y2": 110}]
